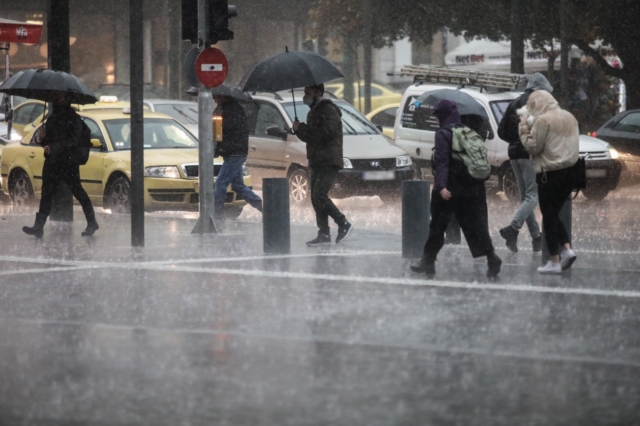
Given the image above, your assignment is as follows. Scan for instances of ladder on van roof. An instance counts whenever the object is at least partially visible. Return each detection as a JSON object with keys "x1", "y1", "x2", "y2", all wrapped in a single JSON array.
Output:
[{"x1": 388, "y1": 65, "x2": 527, "y2": 90}]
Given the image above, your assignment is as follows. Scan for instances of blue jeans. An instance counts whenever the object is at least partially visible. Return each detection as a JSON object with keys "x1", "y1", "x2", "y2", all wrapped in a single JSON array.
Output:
[
  {"x1": 510, "y1": 159, "x2": 541, "y2": 239},
  {"x1": 214, "y1": 156, "x2": 262, "y2": 217}
]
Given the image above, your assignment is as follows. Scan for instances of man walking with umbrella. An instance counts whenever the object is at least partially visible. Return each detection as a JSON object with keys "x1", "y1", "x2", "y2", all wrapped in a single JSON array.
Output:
[
  {"x1": 213, "y1": 94, "x2": 263, "y2": 222},
  {"x1": 23, "y1": 91, "x2": 98, "y2": 238},
  {"x1": 292, "y1": 84, "x2": 353, "y2": 245}
]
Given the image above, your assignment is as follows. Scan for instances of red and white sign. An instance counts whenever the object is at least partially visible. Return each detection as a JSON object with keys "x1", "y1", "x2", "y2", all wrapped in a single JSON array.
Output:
[
  {"x1": 195, "y1": 47, "x2": 228, "y2": 88},
  {"x1": 0, "y1": 18, "x2": 43, "y2": 44}
]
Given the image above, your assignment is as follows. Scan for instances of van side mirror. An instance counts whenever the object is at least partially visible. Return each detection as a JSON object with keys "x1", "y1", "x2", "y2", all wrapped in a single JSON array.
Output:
[
  {"x1": 487, "y1": 129, "x2": 494, "y2": 140},
  {"x1": 375, "y1": 124, "x2": 383, "y2": 133},
  {"x1": 266, "y1": 125, "x2": 288, "y2": 139}
]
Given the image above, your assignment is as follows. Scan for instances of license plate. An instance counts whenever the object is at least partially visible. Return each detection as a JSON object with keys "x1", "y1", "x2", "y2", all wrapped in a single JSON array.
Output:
[
  {"x1": 586, "y1": 169, "x2": 607, "y2": 178},
  {"x1": 362, "y1": 170, "x2": 395, "y2": 181}
]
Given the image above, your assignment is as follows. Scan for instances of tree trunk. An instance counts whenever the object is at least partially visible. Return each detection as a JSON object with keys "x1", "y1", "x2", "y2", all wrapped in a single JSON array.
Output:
[
  {"x1": 622, "y1": 72, "x2": 640, "y2": 110},
  {"x1": 362, "y1": 0, "x2": 373, "y2": 114},
  {"x1": 510, "y1": 0, "x2": 525, "y2": 74},
  {"x1": 547, "y1": 56, "x2": 555, "y2": 87},
  {"x1": 342, "y1": 33, "x2": 356, "y2": 105}
]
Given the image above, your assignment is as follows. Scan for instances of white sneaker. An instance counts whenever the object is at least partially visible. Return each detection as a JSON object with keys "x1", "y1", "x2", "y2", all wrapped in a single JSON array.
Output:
[
  {"x1": 560, "y1": 249, "x2": 577, "y2": 271},
  {"x1": 538, "y1": 261, "x2": 562, "y2": 274}
]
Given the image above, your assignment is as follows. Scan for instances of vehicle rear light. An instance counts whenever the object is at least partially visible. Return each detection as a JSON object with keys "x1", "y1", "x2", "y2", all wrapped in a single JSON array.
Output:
[{"x1": 592, "y1": 132, "x2": 597, "y2": 138}]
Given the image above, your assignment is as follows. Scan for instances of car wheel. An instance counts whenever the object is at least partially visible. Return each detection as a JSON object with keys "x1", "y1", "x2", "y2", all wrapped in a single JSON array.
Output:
[
  {"x1": 502, "y1": 167, "x2": 519, "y2": 201},
  {"x1": 10, "y1": 171, "x2": 35, "y2": 208},
  {"x1": 289, "y1": 168, "x2": 310, "y2": 204},
  {"x1": 105, "y1": 176, "x2": 132, "y2": 214},
  {"x1": 582, "y1": 187, "x2": 609, "y2": 201},
  {"x1": 224, "y1": 205, "x2": 244, "y2": 220}
]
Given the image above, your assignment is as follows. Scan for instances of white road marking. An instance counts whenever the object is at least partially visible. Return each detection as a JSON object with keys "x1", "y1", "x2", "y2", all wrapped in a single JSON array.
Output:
[{"x1": 0, "y1": 266, "x2": 99, "y2": 278}]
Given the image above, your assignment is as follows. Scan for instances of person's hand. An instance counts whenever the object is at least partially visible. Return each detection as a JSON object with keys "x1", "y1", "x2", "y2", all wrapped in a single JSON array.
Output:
[
  {"x1": 292, "y1": 119, "x2": 300, "y2": 132},
  {"x1": 43, "y1": 146, "x2": 50, "y2": 155},
  {"x1": 440, "y1": 188, "x2": 452, "y2": 200}
]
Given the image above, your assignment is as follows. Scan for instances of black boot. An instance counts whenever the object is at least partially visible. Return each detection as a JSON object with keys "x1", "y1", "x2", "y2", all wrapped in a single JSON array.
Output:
[
  {"x1": 532, "y1": 236, "x2": 542, "y2": 253},
  {"x1": 81, "y1": 220, "x2": 100, "y2": 236},
  {"x1": 487, "y1": 250, "x2": 502, "y2": 277},
  {"x1": 22, "y1": 213, "x2": 47, "y2": 239},
  {"x1": 499, "y1": 225, "x2": 519, "y2": 253},
  {"x1": 410, "y1": 257, "x2": 436, "y2": 275}
]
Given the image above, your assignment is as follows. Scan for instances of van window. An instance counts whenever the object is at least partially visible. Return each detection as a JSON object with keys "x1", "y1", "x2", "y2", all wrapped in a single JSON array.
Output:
[
  {"x1": 490, "y1": 100, "x2": 511, "y2": 124},
  {"x1": 400, "y1": 96, "x2": 439, "y2": 131}
]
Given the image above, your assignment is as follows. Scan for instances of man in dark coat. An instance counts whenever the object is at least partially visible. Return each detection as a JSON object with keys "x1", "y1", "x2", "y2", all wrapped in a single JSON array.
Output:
[
  {"x1": 292, "y1": 84, "x2": 353, "y2": 245},
  {"x1": 22, "y1": 92, "x2": 98, "y2": 238},
  {"x1": 496, "y1": 73, "x2": 553, "y2": 253},
  {"x1": 410, "y1": 99, "x2": 501, "y2": 277},
  {"x1": 213, "y1": 95, "x2": 263, "y2": 222}
]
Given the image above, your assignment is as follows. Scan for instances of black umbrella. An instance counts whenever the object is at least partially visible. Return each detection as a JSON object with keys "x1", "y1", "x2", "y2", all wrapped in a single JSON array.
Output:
[
  {"x1": 0, "y1": 68, "x2": 97, "y2": 105},
  {"x1": 238, "y1": 47, "x2": 343, "y2": 120},
  {"x1": 413, "y1": 89, "x2": 491, "y2": 138},
  {"x1": 185, "y1": 84, "x2": 252, "y2": 102}
]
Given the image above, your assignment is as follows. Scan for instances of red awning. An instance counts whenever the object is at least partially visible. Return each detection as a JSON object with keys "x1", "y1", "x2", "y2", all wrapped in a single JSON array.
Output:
[{"x1": 0, "y1": 18, "x2": 43, "y2": 44}]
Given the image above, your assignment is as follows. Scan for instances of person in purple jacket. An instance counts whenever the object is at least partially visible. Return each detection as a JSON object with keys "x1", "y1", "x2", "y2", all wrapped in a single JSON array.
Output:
[{"x1": 410, "y1": 99, "x2": 502, "y2": 278}]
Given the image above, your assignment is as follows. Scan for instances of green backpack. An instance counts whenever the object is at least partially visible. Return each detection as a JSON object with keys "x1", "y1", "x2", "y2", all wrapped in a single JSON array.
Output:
[{"x1": 450, "y1": 126, "x2": 491, "y2": 182}]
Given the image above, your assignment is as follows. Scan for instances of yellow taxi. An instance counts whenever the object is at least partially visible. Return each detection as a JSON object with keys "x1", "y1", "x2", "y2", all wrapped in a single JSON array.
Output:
[
  {"x1": 365, "y1": 103, "x2": 399, "y2": 139},
  {"x1": 0, "y1": 108, "x2": 250, "y2": 217},
  {"x1": 324, "y1": 81, "x2": 402, "y2": 113}
]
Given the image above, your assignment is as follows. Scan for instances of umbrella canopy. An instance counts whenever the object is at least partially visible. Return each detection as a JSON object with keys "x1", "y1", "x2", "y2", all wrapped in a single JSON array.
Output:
[
  {"x1": 238, "y1": 49, "x2": 343, "y2": 93},
  {"x1": 0, "y1": 18, "x2": 43, "y2": 44},
  {"x1": 186, "y1": 84, "x2": 252, "y2": 102},
  {"x1": 0, "y1": 69, "x2": 97, "y2": 105}
]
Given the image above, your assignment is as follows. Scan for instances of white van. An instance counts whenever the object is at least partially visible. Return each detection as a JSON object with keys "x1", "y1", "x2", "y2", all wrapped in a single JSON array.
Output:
[{"x1": 393, "y1": 83, "x2": 621, "y2": 200}]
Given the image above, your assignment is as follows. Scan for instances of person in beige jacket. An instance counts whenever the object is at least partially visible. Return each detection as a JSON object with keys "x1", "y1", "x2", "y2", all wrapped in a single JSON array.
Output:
[{"x1": 518, "y1": 90, "x2": 579, "y2": 274}]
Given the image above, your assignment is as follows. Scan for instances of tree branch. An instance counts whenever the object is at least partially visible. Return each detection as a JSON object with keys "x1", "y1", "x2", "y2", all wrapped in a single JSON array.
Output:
[{"x1": 569, "y1": 38, "x2": 625, "y2": 79}]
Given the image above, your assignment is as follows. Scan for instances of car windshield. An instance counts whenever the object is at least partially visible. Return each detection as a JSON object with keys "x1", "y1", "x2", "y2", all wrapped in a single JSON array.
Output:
[
  {"x1": 282, "y1": 101, "x2": 378, "y2": 135},
  {"x1": 490, "y1": 100, "x2": 511, "y2": 123},
  {"x1": 154, "y1": 103, "x2": 199, "y2": 125},
  {"x1": 104, "y1": 118, "x2": 198, "y2": 151}
]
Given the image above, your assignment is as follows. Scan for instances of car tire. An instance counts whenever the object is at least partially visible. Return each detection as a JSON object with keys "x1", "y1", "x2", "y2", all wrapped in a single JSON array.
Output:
[
  {"x1": 289, "y1": 168, "x2": 311, "y2": 204},
  {"x1": 105, "y1": 176, "x2": 132, "y2": 214},
  {"x1": 10, "y1": 171, "x2": 35, "y2": 208},
  {"x1": 582, "y1": 187, "x2": 609, "y2": 201},
  {"x1": 502, "y1": 167, "x2": 519, "y2": 201}
]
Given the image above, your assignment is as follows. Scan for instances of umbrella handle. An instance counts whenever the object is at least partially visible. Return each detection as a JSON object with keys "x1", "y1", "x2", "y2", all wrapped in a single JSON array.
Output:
[{"x1": 291, "y1": 88, "x2": 298, "y2": 121}]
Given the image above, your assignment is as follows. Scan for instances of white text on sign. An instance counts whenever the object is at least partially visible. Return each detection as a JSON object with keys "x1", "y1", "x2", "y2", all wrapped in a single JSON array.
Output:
[{"x1": 201, "y1": 64, "x2": 223, "y2": 71}]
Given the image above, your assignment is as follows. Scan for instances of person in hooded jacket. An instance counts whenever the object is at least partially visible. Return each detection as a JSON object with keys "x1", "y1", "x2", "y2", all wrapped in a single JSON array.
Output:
[
  {"x1": 497, "y1": 73, "x2": 553, "y2": 253},
  {"x1": 22, "y1": 92, "x2": 99, "y2": 239},
  {"x1": 292, "y1": 84, "x2": 353, "y2": 245},
  {"x1": 213, "y1": 95, "x2": 263, "y2": 222},
  {"x1": 519, "y1": 90, "x2": 579, "y2": 274},
  {"x1": 411, "y1": 99, "x2": 502, "y2": 277}
]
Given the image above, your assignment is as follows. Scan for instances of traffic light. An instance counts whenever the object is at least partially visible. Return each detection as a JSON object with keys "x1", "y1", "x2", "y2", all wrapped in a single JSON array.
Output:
[
  {"x1": 181, "y1": 0, "x2": 237, "y2": 45},
  {"x1": 208, "y1": 0, "x2": 237, "y2": 44}
]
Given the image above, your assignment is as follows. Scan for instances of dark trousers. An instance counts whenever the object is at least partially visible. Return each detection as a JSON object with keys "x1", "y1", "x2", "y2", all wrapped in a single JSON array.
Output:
[
  {"x1": 537, "y1": 168, "x2": 574, "y2": 256},
  {"x1": 39, "y1": 159, "x2": 95, "y2": 222},
  {"x1": 310, "y1": 166, "x2": 346, "y2": 235},
  {"x1": 423, "y1": 190, "x2": 494, "y2": 261}
]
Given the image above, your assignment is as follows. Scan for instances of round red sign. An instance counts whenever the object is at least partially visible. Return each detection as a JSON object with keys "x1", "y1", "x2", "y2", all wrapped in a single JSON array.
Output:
[{"x1": 195, "y1": 48, "x2": 229, "y2": 88}]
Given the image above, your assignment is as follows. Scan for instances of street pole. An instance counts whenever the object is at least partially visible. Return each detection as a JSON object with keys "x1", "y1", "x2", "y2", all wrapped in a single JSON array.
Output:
[
  {"x1": 47, "y1": 0, "x2": 73, "y2": 223},
  {"x1": 510, "y1": 0, "x2": 525, "y2": 74},
  {"x1": 130, "y1": 0, "x2": 145, "y2": 247},
  {"x1": 362, "y1": 0, "x2": 372, "y2": 114},
  {"x1": 560, "y1": 0, "x2": 569, "y2": 108},
  {"x1": 191, "y1": 0, "x2": 217, "y2": 234}
]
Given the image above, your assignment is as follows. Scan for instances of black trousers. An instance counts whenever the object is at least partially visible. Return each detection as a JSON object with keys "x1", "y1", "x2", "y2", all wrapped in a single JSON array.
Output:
[
  {"x1": 537, "y1": 168, "x2": 574, "y2": 256},
  {"x1": 39, "y1": 159, "x2": 95, "y2": 222},
  {"x1": 423, "y1": 190, "x2": 494, "y2": 261},
  {"x1": 310, "y1": 166, "x2": 346, "y2": 235}
]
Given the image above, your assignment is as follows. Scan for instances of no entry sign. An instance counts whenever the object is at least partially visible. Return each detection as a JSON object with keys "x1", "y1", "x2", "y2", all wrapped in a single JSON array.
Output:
[{"x1": 195, "y1": 47, "x2": 228, "y2": 88}]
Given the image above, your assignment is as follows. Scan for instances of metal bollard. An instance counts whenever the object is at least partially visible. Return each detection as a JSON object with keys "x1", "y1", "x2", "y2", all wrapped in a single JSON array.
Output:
[
  {"x1": 402, "y1": 180, "x2": 430, "y2": 258},
  {"x1": 542, "y1": 196, "x2": 572, "y2": 264},
  {"x1": 263, "y1": 178, "x2": 290, "y2": 254}
]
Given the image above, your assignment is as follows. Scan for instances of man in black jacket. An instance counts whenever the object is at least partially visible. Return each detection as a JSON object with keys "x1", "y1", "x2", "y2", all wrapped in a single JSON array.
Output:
[
  {"x1": 22, "y1": 92, "x2": 98, "y2": 239},
  {"x1": 293, "y1": 84, "x2": 353, "y2": 246},
  {"x1": 213, "y1": 95, "x2": 262, "y2": 221},
  {"x1": 497, "y1": 73, "x2": 552, "y2": 253}
]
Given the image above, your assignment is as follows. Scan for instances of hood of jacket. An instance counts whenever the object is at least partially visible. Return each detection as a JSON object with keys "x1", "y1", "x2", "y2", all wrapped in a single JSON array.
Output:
[
  {"x1": 527, "y1": 90, "x2": 559, "y2": 118},
  {"x1": 526, "y1": 72, "x2": 554, "y2": 93},
  {"x1": 433, "y1": 99, "x2": 461, "y2": 129}
]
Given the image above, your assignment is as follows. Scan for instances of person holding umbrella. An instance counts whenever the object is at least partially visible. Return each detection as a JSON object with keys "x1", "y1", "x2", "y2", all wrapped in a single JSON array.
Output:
[
  {"x1": 410, "y1": 99, "x2": 501, "y2": 277},
  {"x1": 213, "y1": 93, "x2": 263, "y2": 223},
  {"x1": 292, "y1": 84, "x2": 353, "y2": 245},
  {"x1": 23, "y1": 91, "x2": 98, "y2": 238}
]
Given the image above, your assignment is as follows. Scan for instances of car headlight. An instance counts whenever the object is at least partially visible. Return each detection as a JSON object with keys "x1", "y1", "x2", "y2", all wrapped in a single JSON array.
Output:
[
  {"x1": 343, "y1": 158, "x2": 353, "y2": 169},
  {"x1": 396, "y1": 155, "x2": 412, "y2": 167},
  {"x1": 242, "y1": 164, "x2": 250, "y2": 176},
  {"x1": 144, "y1": 166, "x2": 181, "y2": 178},
  {"x1": 608, "y1": 146, "x2": 619, "y2": 159}
]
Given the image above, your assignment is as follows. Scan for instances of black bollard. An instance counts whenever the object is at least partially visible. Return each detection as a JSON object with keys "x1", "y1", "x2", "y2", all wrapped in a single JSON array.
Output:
[
  {"x1": 263, "y1": 178, "x2": 290, "y2": 254},
  {"x1": 402, "y1": 180, "x2": 430, "y2": 258},
  {"x1": 542, "y1": 196, "x2": 572, "y2": 264}
]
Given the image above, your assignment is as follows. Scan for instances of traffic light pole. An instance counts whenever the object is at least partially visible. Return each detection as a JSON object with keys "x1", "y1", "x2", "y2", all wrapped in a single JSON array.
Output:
[{"x1": 191, "y1": 0, "x2": 218, "y2": 234}]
